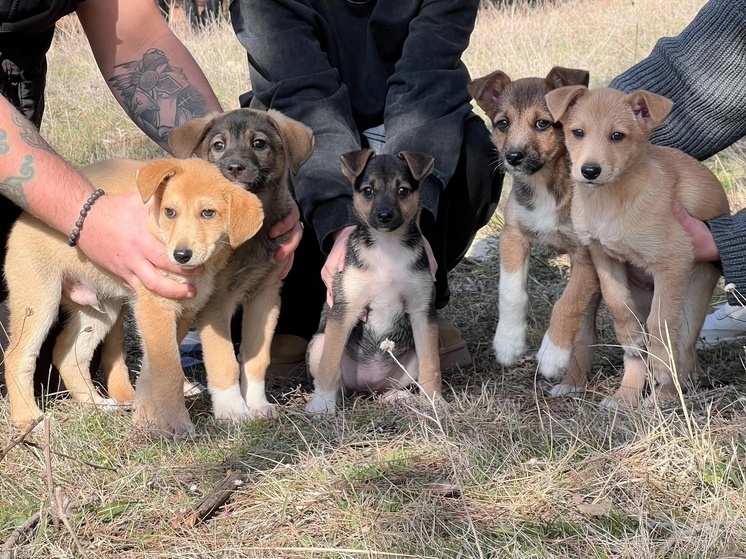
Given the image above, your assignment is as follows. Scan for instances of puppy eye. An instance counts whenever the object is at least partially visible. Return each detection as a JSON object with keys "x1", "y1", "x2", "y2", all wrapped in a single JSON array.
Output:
[
  {"x1": 535, "y1": 120, "x2": 551, "y2": 131},
  {"x1": 164, "y1": 207, "x2": 176, "y2": 219},
  {"x1": 610, "y1": 132, "x2": 625, "y2": 141},
  {"x1": 572, "y1": 129, "x2": 584, "y2": 138},
  {"x1": 495, "y1": 118, "x2": 509, "y2": 132},
  {"x1": 252, "y1": 139, "x2": 266, "y2": 149},
  {"x1": 361, "y1": 186, "x2": 374, "y2": 198},
  {"x1": 396, "y1": 187, "x2": 410, "y2": 197},
  {"x1": 201, "y1": 209, "x2": 216, "y2": 219},
  {"x1": 212, "y1": 140, "x2": 225, "y2": 152}
]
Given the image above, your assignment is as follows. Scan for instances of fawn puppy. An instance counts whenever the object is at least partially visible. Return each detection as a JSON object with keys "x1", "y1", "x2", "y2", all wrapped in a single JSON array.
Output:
[{"x1": 545, "y1": 86, "x2": 729, "y2": 407}]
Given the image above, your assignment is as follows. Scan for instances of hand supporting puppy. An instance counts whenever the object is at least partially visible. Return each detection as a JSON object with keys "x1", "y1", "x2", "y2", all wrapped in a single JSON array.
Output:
[
  {"x1": 269, "y1": 201, "x2": 303, "y2": 280},
  {"x1": 78, "y1": 190, "x2": 199, "y2": 300},
  {"x1": 673, "y1": 200, "x2": 720, "y2": 263}
]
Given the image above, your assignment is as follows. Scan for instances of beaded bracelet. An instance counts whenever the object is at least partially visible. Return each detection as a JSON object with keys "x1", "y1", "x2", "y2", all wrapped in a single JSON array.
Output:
[{"x1": 67, "y1": 188, "x2": 105, "y2": 247}]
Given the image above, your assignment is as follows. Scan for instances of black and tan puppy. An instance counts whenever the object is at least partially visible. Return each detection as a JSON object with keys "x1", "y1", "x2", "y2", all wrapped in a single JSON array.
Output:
[
  {"x1": 304, "y1": 149, "x2": 441, "y2": 416},
  {"x1": 169, "y1": 108, "x2": 314, "y2": 421},
  {"x1": 468, "y1": 67, "x2": 602, "y2": 396}
]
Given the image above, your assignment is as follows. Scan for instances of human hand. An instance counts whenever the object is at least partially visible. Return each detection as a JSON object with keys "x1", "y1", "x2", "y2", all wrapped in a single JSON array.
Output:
[
  {"x1": 322, "y1": 226, "x2": 357, "y2": 307},
  {"x1": 270, "y1": 202, "x2": 302, "y2": 280},
  {"x1": 78, "y1": 190, "x2": 198, "y2": 299},
  {"x1": 673, "y1": 200, "x2": 720, "y2": 262}
]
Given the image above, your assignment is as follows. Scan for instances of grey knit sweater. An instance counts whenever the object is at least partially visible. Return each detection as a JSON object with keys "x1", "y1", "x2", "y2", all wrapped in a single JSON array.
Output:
[{"x1": 610, "y1": 0, "x2": 746, "y2": 303}]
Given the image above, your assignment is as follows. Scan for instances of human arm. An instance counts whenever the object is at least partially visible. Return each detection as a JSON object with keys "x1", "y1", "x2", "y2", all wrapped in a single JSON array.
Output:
[
  {"x1": 77, "y1": 0, "x2": 222, "y2": 153},
  {"x1": 381, "y1": 0, "x2": 480, "y2": 220},
  {"x1": 0, "y1": 97, "x2": 195, "y2": 298},
  {"x1": 610, "y1": 0, "x2": 746, "y2": 160}
]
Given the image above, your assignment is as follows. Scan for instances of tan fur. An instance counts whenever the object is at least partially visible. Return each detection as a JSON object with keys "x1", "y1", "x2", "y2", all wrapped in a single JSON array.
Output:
[
  {"x1": 3, "y1": 158, "x2": 264, "y2": 436},
  {"x1": 305, "y1": 150, "x2": 440, "y2": 416},
  {"x1": 168, "y1": 109, "x2": 314, "y2": 421},
  {"x1": 469, "y1": 67, "x2": 601, "y2": 393},
  {"x1": 546, "y1": 86, "x2": 730, "y2": 407}
]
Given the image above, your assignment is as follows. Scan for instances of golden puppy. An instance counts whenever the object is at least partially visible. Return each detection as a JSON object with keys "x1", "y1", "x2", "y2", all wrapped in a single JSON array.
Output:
[
  {"x1": 3, "y1": 158, "x2": 264, "y2": 436},
  {"x1": 545, "y1": 86, "x2": 729, "y2": 407},
  {"x1": 169, "y1": 108, "x2": 314, "y2": 421}
]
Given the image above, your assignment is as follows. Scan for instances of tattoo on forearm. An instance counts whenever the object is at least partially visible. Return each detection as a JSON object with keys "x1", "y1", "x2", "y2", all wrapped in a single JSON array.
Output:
[
  {"x1": 11, "y1": 110, "x2": 55, "y2": 154},
  {"x1": 0, "y1": 155, "x2": 35, "y2": 211},
  {"x1": 108, "y1": 48, "x2": 206, "y2": 147},
  {"x1": 0, "y1": 129, "x2": 9, "y2": 155}
]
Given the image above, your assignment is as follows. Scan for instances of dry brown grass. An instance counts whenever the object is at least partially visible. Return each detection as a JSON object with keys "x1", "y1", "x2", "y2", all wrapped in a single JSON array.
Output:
[{"x1": 4, "y1": 1, "x2": 746, "y2": 557}]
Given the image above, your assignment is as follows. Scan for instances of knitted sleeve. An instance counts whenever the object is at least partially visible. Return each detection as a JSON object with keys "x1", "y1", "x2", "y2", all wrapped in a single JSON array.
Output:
[{"x1": 610, "y1": 0, "x2": 746, "y2": 161}]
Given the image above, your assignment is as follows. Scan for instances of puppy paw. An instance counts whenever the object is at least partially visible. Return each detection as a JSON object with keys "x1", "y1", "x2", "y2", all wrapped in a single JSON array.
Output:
[
  {"x1": 97, "y1": 398, "x2": 129, "y2": 413},
  {"x1": 599, "y1": 393, "x2": 637, "y2": 411},
  {"x1": 492, "y1": 325, "x2": 527, "y2": 366},
  {"x1": 247, "y1": 403, "x2": 279, "y2": 420},
  {"x1": 537, "y1": 336, "x2": 571, "y2": 380},
  {"x1": 132, "y1": 399, "x2": 195, "y2": 439},
  {"x1": 305, "y1": 392, "x2": 338, "y2": 417},
  {"x1": 382, "y1": 389, "x2": 413, "y2": 405},
  {"x1": 549, "y1": 383, "x2": 582, "y2": 398},
  {"x1": 211, "y1": 385, "x2": 251, "y2": 422}
]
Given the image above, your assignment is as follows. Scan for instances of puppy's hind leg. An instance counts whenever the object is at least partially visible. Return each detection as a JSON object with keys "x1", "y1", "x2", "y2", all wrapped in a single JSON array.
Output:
[
  {"x1": 4, "y1": 279, "x2": 62, "y2": 430},
  {"x1": 493, "y1": 223, "x2": 532, "y2": 366},
  {"x1": 53, "y1": 300, "x2": 123, "y2": 412}
]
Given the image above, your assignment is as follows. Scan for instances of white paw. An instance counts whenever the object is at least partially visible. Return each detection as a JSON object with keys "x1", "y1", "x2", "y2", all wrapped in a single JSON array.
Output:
[
  {"x1": 599, "y1": 396, "x2": 635, "y2": 411},
  {"x1": 549, "y1": 383, "x2": 580, "y2": 397},
  {"x1": 211, "y1": 385, "x2": 251, "y2": 422},
  {"x1": 247, "y1": 403, "x2": 279, "y2": 420},
  {"x1": 492, "y1": 323, "x2": 527, "y2": 366},
  {"x1": 537, "y1": 336, "x2": 571, "y2": 381},
  {"x1": 98, "y1": 398, "x2": 128, "y2": 413},
  {"x1": 382, "y1": 389, "x2": 412, "y2": 405},
  {"x1": 305, "y1": 391, "x2": 338, "y2": 417}
]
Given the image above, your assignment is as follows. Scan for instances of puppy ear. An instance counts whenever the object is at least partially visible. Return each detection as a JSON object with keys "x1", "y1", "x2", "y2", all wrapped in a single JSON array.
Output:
[
  {"x1": 227, "y1": 188, "x2": 265, "y2": 249},
  {"x1": 340, "y1": 149, "x2": 376, "y2": 183},
  {"x1": 397, "y1": 151, "x2": 435, "y2": 183},
  {"x1": 168, "y1": 115, "x2": 214, "y2": 158},
  {"x1": 545, "y1": 66, "x2": 590, "y2": 89},
  {"x1": 136, "y1": 159, "x2": 180, "y2": 203},
  {"x1": 467, "y1": 70, "x2": 511, "y2": 118},
  {"x1": 266, "y1": 109, "x2": 315, "y2": 174},
  {"x1": 628, "y1": 90, "x2": 673, "y2": 130},
  {"x1": 545, "y1": 85, "x2": 588, "y2": 123}
]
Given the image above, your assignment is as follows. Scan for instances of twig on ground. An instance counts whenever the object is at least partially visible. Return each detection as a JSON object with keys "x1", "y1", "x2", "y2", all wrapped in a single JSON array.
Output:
[
  {"x1": 0, "y1": 416, "x2": 44, "y2": 463},
  {"x1": 179, "y1": 469, "x2": 244, "y2": 528}
]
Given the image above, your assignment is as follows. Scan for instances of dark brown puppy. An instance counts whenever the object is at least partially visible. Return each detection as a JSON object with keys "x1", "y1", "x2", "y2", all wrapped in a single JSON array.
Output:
[
  {"x1": 469, "y1": 67, "x2": 602, "y2": 396},
  {"x1": 170, "y1": 108, "x2": 314, "y2": 420},
  {"x1": 304, "y1": 149, "x2": 441, "y2": 416}
]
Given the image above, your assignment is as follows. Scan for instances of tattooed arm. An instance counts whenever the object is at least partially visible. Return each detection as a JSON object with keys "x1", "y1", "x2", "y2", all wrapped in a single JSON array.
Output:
[
  {"x1": 76, "y1": 0, "x2": 222, "y2": 152},
  {"x1": 0, "y1": 97, "x2": 196, "y2": 299}
]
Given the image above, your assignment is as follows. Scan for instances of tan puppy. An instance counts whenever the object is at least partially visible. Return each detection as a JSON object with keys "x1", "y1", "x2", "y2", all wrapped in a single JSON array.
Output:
[
  {"x1": 3, "y1": 158, "x2": 264, "y2": 435},
  {"x1": 545, "y1": 86, "x2": 729, "y2": 407},
  {"x1": 468, "y1": 67, "x2": 602, "y2": 395},
  {"x1": 169, "y1": 109, "x2": 314, "y2": 421},
  {"x1": 305, "y1": 150, "x2": 440, "y2": 416}
]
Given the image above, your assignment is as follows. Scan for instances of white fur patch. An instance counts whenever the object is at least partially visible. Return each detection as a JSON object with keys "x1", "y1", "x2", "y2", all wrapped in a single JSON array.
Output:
[
  {"x1": 210, "y1": 384, "x2": 250, "y2": 422},
  {"x1": 493, "y1": 266, "x2": 528, "y2": 365},
  {"x1": 549, "y1": 383, "x2": 581, "y2": 398},
  {"x1": 305, "y1": 389, "x2": 339, "y2": 417},
  {"x1": 242, "y1": 379, "x2": 278, "y2": 419},
  {"x1": 537, "y1": 335, "x2": 571, "y2": 380}
]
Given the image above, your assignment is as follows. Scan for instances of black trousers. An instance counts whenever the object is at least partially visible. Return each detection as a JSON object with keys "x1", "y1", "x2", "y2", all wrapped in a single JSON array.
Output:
[{"x1": 274, "y1": 114, "x2": 503, "y2": 340}]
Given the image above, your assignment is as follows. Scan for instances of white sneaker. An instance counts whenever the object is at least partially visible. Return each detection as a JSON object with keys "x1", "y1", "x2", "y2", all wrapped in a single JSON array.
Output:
[{"x1": 698, "y1": 303, "x2": 746, "y2": 347}]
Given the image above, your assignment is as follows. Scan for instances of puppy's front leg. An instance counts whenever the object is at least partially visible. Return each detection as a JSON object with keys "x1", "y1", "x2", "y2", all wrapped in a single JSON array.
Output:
[
  {"x1": 493, "y1": 223, "x2": 532, "y2": 366},
  {"x1": 409, "y1": 308, "x2": 441, "y2": 403},
  {"x1": 197, "y1": 296, "x2": 249, "y2": 422},
  {"x1": 132, "y1": 293, "x2": 195, "y2": 438},
  {"x1": 306, "y1": 304, "x2": 360, "y2": 417},
  {"x1": 589, "y1": 242, "x2": 648, "y2": 409},
  {"x1": 539, "y1": 247, "x2": 599, "y2": 381}
]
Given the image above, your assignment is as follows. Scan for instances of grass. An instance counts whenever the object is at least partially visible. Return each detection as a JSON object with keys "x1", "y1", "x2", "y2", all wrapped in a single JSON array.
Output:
[{"x1": 4, "y1": 0, "x2": 746, "y2": 557}]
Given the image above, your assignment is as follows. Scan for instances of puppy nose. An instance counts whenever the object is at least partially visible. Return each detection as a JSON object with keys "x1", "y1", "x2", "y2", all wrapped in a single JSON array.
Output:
[
  {"x1": 173, "y1": 248, "x2": 193, "y2": 264},
  {"x1": 377, "y1": 211, "x2": 393, "y2": 225},
  {"x1": 226, "y1": 162, "x2": 246, "y2": 176},
  {"x1": 581, "y1": 163, "x2": 602, "y2": 180},
  {"x1": 505, "y1": 150, "x2": 524, "y2": 166}
]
